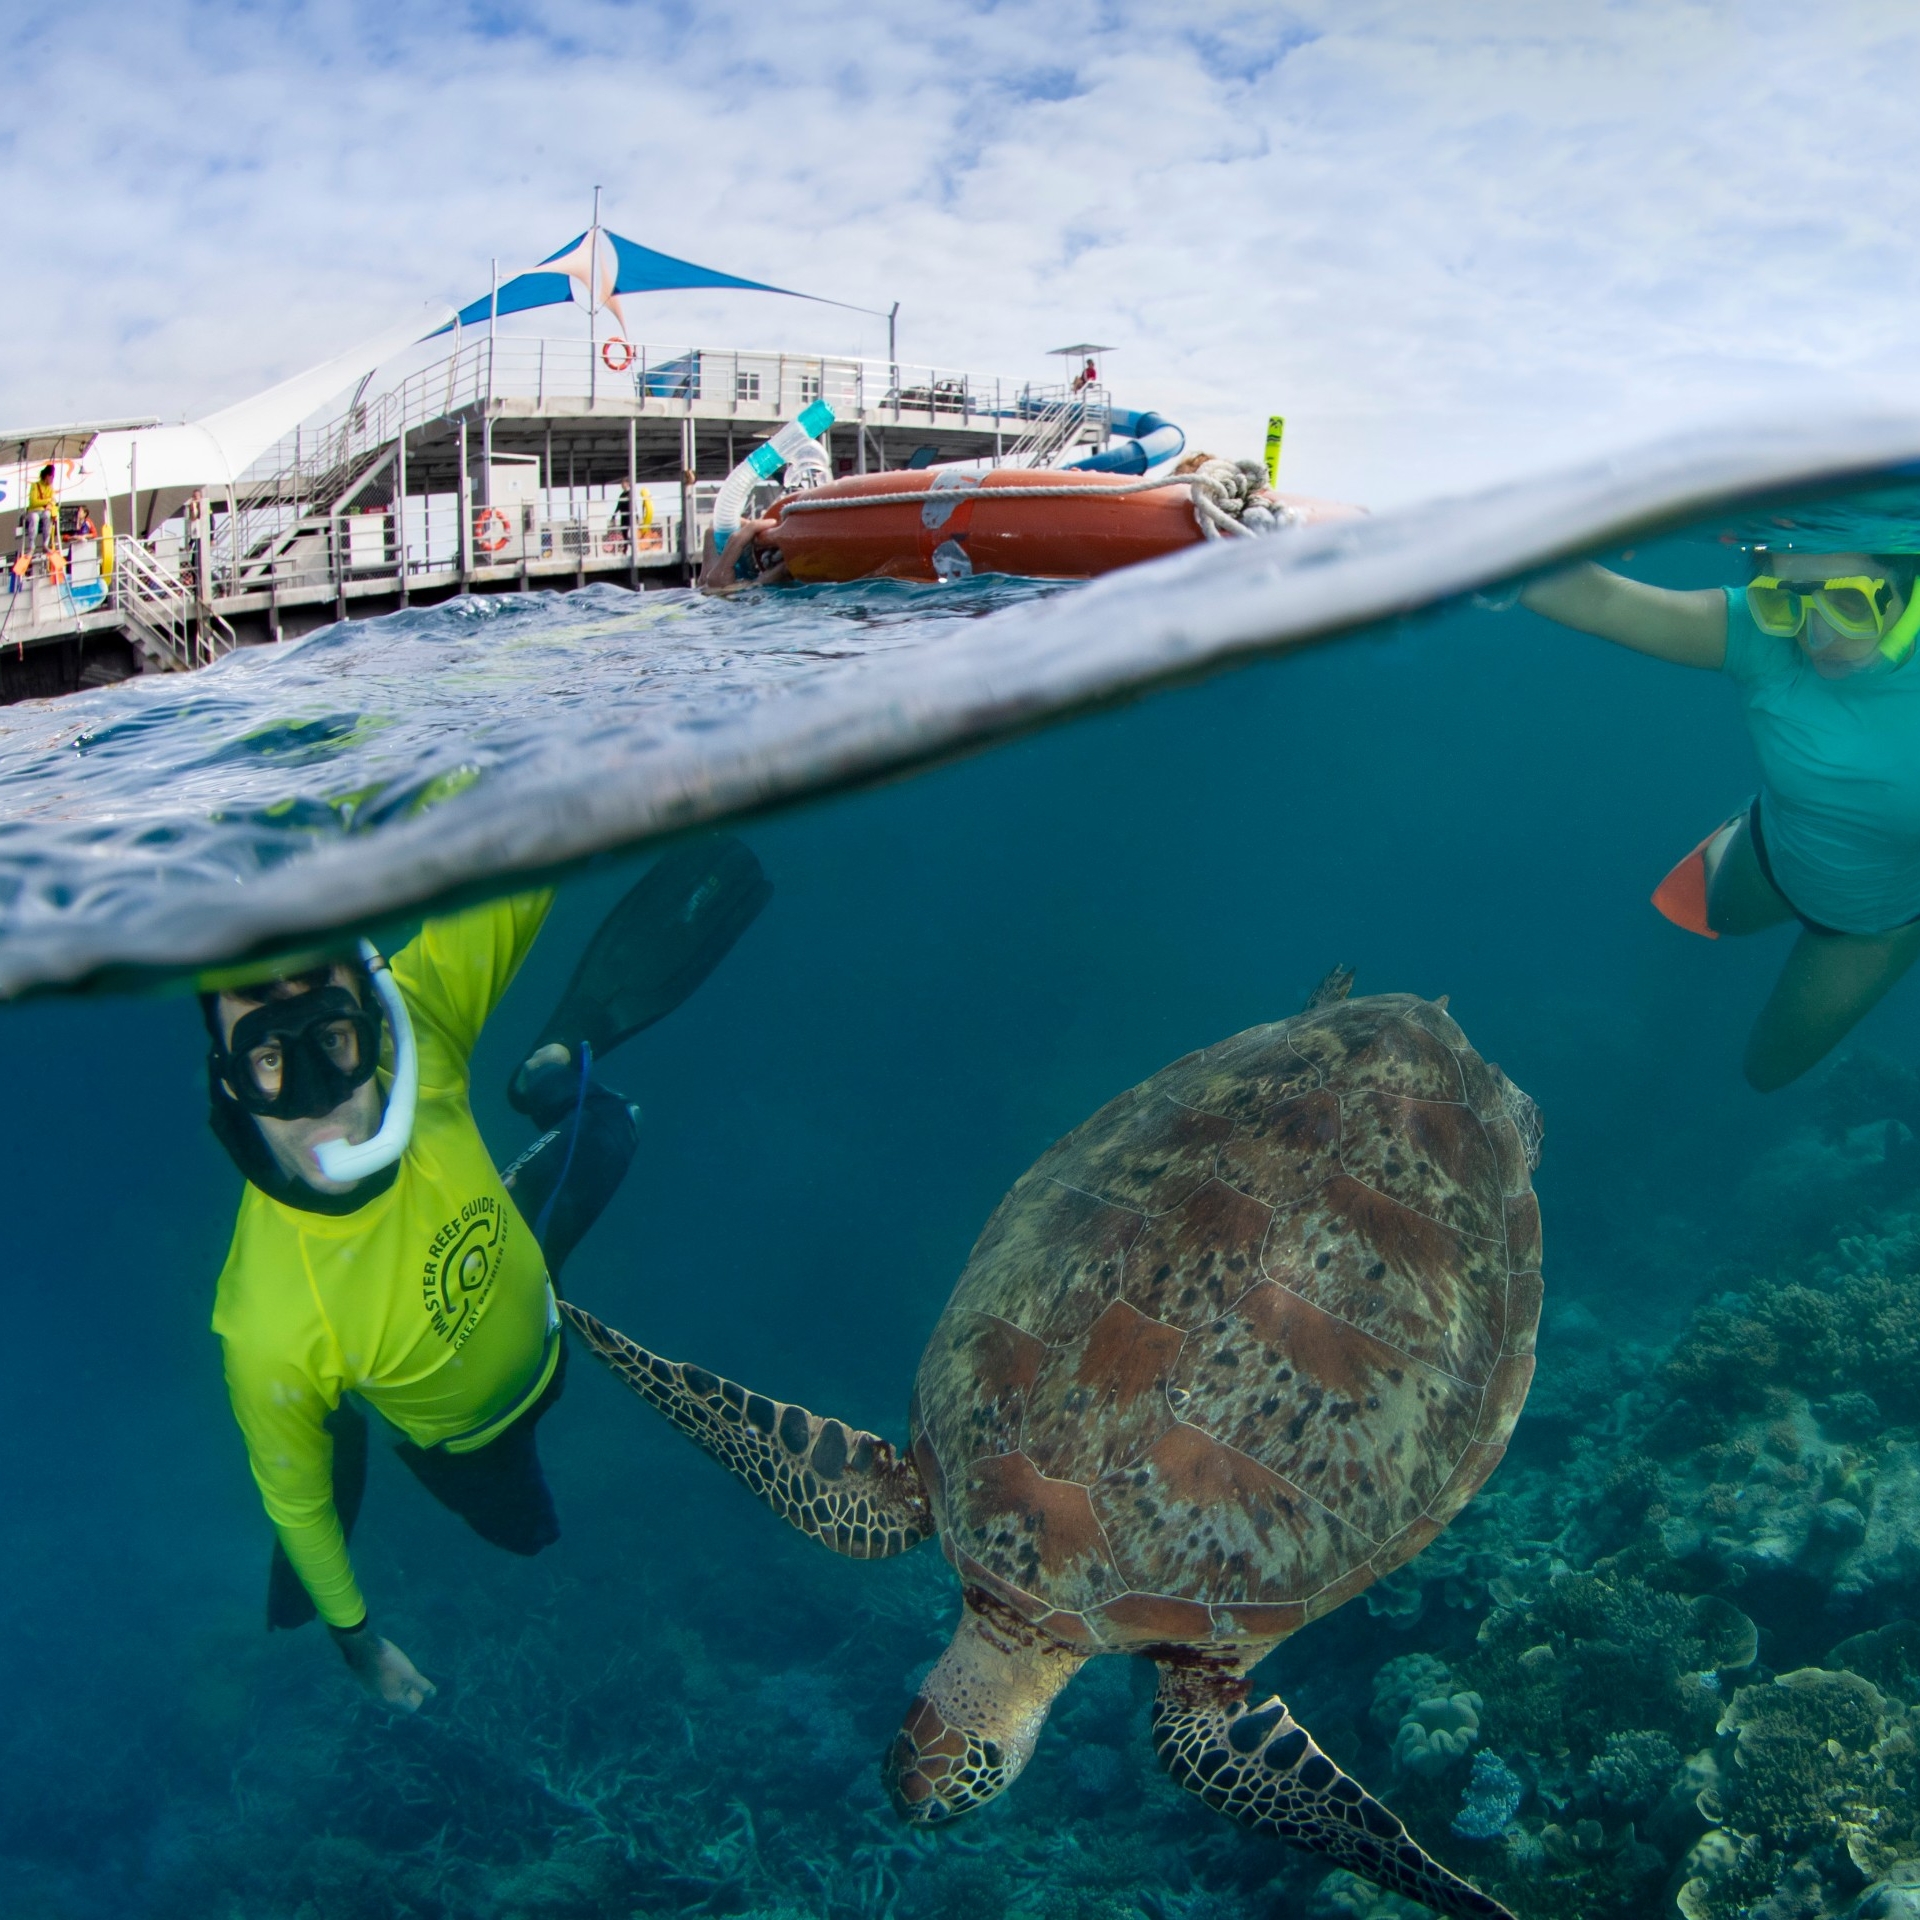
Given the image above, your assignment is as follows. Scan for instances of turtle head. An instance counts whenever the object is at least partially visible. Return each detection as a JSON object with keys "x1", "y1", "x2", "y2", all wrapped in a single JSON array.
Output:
[{"x1": 885, "y1": 1591, "x2": 1086, "y2": 1823}]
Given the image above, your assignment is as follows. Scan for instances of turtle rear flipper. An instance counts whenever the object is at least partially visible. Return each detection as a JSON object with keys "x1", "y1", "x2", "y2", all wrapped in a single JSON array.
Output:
[
  {"x1": 1304, "y1": 964, "x2": 1355, "y2": 1009},
  {"x1": 559, "y1": 1301, "x2": 933, "y2": 1558},
  {"x1": 1151, "y1": 1658, "x2": 1514, "y2": 1920}
]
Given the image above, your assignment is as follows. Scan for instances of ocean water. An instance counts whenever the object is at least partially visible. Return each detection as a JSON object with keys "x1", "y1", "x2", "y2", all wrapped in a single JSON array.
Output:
[{"x1": 8, "y1": 466, "x2": 1920, "y2": 1920}]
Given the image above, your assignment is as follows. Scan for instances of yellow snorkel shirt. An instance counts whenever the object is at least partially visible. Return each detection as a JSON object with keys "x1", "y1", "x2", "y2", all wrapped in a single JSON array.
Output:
[{"x1": 211, "y1": 892, "x2": 555, "y2": 1628}]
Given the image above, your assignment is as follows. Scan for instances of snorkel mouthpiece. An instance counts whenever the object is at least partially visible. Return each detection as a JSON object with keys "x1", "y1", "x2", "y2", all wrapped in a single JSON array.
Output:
[
  {"x1": 312, "y1": 941, "x2": 418, "y2": 1184},
  {"x1": 1878, "y1": 582, "x2": 1920, "y2": 668}
]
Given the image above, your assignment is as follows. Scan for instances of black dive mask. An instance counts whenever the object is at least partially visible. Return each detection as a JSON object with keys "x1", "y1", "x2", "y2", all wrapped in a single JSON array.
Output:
[
  {"x1": 210, "y1": 986, "x2": 382, "y2": 1119},
  {"x1": 202, "y1": 974, "x2": 400, "y2": 1214}
]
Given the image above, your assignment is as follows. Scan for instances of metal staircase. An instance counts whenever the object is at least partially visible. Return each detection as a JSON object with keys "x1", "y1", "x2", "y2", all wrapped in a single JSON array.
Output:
[
  {"x1": 116, "y1": 537, "x2": 236, "y2": 671},
  {"x1": 999, "y1": 387, "x2": 1108, "y2": 467},
  {"x1": 234, "y1": 442, "x2": 397, "y2": 588}
]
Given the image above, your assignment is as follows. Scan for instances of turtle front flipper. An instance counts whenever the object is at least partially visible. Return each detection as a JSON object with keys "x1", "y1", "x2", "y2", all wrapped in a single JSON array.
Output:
[
  {"x1": 1150, "y1": 1657, "x2": 1514, "y2": 1920},
  {"x1": 559, "y1": 1301, "x2": 933, "y2": 1558}
]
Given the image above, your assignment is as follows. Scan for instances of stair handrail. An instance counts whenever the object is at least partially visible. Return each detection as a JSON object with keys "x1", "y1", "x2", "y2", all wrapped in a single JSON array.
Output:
[{"x1": 115, "y1": 536, "x2": 236, "y2": 670}]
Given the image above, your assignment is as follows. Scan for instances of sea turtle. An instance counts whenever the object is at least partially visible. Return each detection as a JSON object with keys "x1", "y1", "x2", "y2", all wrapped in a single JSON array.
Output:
[{"x1": 561, "y1": 974, "x2": 1541, "y2": 1919}]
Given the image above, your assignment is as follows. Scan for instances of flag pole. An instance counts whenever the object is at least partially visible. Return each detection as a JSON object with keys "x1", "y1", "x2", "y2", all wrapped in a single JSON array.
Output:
[
  {"x1": 483, "y1": 256, "x2": 499, "y2": 516},
  {"x1": 589, "y1": 184, "x2": 602, "y2": 407},
  {"x1": 487, "y1": 256, "x2": 499, "y2": 410}
]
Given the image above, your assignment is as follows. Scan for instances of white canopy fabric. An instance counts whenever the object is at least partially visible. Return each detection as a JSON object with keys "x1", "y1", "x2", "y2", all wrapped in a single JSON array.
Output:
[
  {"x1": 3, "y1": 306, "x2": 451, "y2": 512},
  {"x1": 0, "y1": 420, "x2": 160, "y2": 466}
]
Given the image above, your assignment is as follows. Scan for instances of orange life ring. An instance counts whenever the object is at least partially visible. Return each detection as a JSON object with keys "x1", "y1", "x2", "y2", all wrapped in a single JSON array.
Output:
[
  {"x1": 474, "y1": 506, "x2": 512, "y2": 554},
  {"x1": 762, "y1": 469, "x2": 1200, "y2": 584},
  {"x1": 763, "y1": 469, "x2": 1360, "y2": 583},
  {"x1": 601, "y1": 338, "x2": 637, "y2": 373}
]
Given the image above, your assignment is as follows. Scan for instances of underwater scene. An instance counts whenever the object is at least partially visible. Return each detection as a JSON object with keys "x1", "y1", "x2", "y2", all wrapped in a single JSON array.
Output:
[{"x1": 13, "y1": 474, "x2": 1920, "y2": 1920}]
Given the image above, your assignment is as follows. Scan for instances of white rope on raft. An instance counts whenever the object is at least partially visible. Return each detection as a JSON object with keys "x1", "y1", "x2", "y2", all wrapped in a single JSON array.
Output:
[{"x1": 774, "y1": 457, "x2": 1298, "y2": 541}]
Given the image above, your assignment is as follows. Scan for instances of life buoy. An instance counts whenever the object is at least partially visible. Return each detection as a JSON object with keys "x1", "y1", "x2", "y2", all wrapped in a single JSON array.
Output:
[
  {"x1": 601, "y1": 338, "x2": 637, "y2": 373},
  {"x1": 761, "y1": 468, "x2": 1358, "y2": 584},
  {"x1": 762, "y1": 469, "x2": 1199, "y2": 583},
  {"x1": 474, "y1": 506, "x2": 512, "y2": 554}
]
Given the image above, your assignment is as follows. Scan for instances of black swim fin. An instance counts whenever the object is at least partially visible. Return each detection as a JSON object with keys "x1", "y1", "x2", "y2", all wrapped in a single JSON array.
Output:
[{"x1": 518, "y1": 834, "x2": 771, "y2": 1080}]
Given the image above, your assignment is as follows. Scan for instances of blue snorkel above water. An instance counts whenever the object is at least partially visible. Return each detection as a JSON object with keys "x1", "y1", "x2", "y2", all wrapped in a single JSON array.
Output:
[{"x1": 711, "y1": 399, "x2": 838, "y2": 544}]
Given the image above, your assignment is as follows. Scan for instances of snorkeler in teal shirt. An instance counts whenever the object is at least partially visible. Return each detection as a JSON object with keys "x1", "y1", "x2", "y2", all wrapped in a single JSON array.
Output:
[{"x1": 1522, "y1": 492, "x2": 1920, "y2": 1090}]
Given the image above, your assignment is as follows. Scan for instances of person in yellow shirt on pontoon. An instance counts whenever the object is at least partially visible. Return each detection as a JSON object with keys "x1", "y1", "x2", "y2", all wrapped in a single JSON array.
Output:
[
  {"x1": 23, "y1": 464, "x2": 57, "y2": 554},
  {"x1": 202, "y1": 837, "x2": 769, "y2": 1710}
]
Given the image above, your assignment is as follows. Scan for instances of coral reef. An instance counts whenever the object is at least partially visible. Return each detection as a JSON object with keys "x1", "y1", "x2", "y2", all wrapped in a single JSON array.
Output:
[
  {"x1": 1391, "y1": 1691, "x2": 1483, "y2": 1778},
  {"x1": 1314, "y1": 1106, "x2": 1920, "y2": 1920},
  {"x1": 1452, "y1": 1750, "x2": 1526, "y2": 1840}
]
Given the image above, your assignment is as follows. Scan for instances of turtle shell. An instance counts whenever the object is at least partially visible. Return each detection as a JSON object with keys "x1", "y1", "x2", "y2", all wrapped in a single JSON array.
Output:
[{"x1": 909, "y1": 993, "x2": 1542, "y2": 1654}]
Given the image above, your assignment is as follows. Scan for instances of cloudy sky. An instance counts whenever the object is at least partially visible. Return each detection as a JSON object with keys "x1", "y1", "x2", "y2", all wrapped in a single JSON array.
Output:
[{"x1": 6, "y1": 1, "x2": 1920, "y2": 505}]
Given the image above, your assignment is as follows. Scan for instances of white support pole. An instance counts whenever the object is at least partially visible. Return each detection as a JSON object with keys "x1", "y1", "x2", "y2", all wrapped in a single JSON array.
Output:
[
  {"x1": 588, "y1": 184, "x2": 602, "y2": 409},
  {"x1": 395, "y1": 425, "x2": 410, "y2": 606},
  {"x1": 679, "y1": 414, "x2": 694, "y2": 578},
  {"x1": 458, "y1": 416, "x2": 473, "y2": 589},
  {"x1": 487, "y1": 256, "x2": 499, "y2": 417},
  {"x1": 626, "y1": 414, "x2": 639, "y2": 589}
]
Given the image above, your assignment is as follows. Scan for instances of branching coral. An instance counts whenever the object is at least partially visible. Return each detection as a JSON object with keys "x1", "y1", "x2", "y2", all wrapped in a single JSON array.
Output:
[
  {"x1": 1450, "y1": 1751, "x2": 1524, "y2": 1841},
  {"x1": 1461, "y1": 1571, "x2": 1718, "y2": 1769},
  {"x1": 1661, "y1": 1268, "x2": 1920, "y2": 1422},
  {"x1": 1590, "y1": 1729, "x2": 1683, "y2": 1819},
  {"x1": 1710, "y1": 1667, "x2": 1903, "y2": 1857}
]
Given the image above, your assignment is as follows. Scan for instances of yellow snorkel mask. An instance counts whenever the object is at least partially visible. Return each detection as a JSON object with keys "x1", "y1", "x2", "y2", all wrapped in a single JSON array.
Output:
[{"x1": 1746, "y1": 568, "x2": 1920, "y2": 670}]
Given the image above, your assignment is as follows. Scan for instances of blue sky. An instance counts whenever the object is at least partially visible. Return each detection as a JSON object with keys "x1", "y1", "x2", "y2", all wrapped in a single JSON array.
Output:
[{"x1": 7, "y1": 1, "x2": 1920, "y2": 505}]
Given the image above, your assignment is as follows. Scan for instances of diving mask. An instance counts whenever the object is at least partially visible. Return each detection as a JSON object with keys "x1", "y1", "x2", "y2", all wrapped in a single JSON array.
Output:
[
  {"x1": 1748, "y1": 572, "x2": 1920, "y2": 667},
  {"x1": 214, "y1": 983, "x2": 380, "y2": 1118},
  {"x1": 208, "y1": 939, "x2": 419, "y2": 1185}
]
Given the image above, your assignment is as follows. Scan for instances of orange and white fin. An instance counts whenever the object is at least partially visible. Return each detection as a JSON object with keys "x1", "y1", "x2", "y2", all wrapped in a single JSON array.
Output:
[{"x1": 1652, "y1": 828, "x2": 1724, "y2": 939}]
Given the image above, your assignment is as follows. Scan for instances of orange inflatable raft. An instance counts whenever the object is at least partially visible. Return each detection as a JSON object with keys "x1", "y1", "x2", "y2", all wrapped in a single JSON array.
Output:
[{"x1": 761, "y1": 468, "x2": 1358, "y2": 584}]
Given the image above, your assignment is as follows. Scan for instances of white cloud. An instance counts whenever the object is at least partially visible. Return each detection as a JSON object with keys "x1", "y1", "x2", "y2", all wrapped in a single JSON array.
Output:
[{"x1": 6, "y1": 1, "x2": 1920, "y2": 506}]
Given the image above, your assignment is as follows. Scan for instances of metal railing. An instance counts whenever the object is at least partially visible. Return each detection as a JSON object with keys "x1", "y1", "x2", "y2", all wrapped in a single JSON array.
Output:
[
  {"x1": 182, "y1": 339, "x2": 1114, "y2": 600},
  {"x1": 233, "y1": 501, "x2": 685, "y2": 593},
  {"x1": 1000, "y1": 392, "x2": 1100, "y2": 468},
  {"x1": 233, "y1": 337, "x2": 1107, "y2": 505},
  {"x1": 116, "y1": 535, "x2": 235, "y2": 670}
]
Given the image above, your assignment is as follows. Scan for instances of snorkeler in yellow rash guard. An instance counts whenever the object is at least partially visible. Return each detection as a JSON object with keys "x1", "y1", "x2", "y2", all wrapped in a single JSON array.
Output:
[
  {"x1": 1521, "y1": 492, "x2": 1920, "y2": 1091},
  {"x1": 204, "y1": 838, "x2": 771, "y2": 1710}
]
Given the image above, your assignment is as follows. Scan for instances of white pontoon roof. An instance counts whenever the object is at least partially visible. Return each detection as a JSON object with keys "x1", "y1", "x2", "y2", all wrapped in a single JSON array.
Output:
[{"x1": 4, "y1": 306, "x2": 451, "y2": 506}]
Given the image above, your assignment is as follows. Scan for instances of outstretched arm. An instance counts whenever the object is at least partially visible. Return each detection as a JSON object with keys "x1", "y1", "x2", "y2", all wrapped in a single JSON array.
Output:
[
  {"x1": 227, "y1": 1354, "x2": 436, "y2": 1711},
  {"x1": 1520, "y1": 561, "x2": 1727, "y2": 670}
]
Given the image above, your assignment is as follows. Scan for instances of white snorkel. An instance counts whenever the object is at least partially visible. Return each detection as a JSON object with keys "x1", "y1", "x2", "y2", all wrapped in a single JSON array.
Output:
[{"x1": 312, "y1": 939, "x2": 419, "y2": 1184}]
